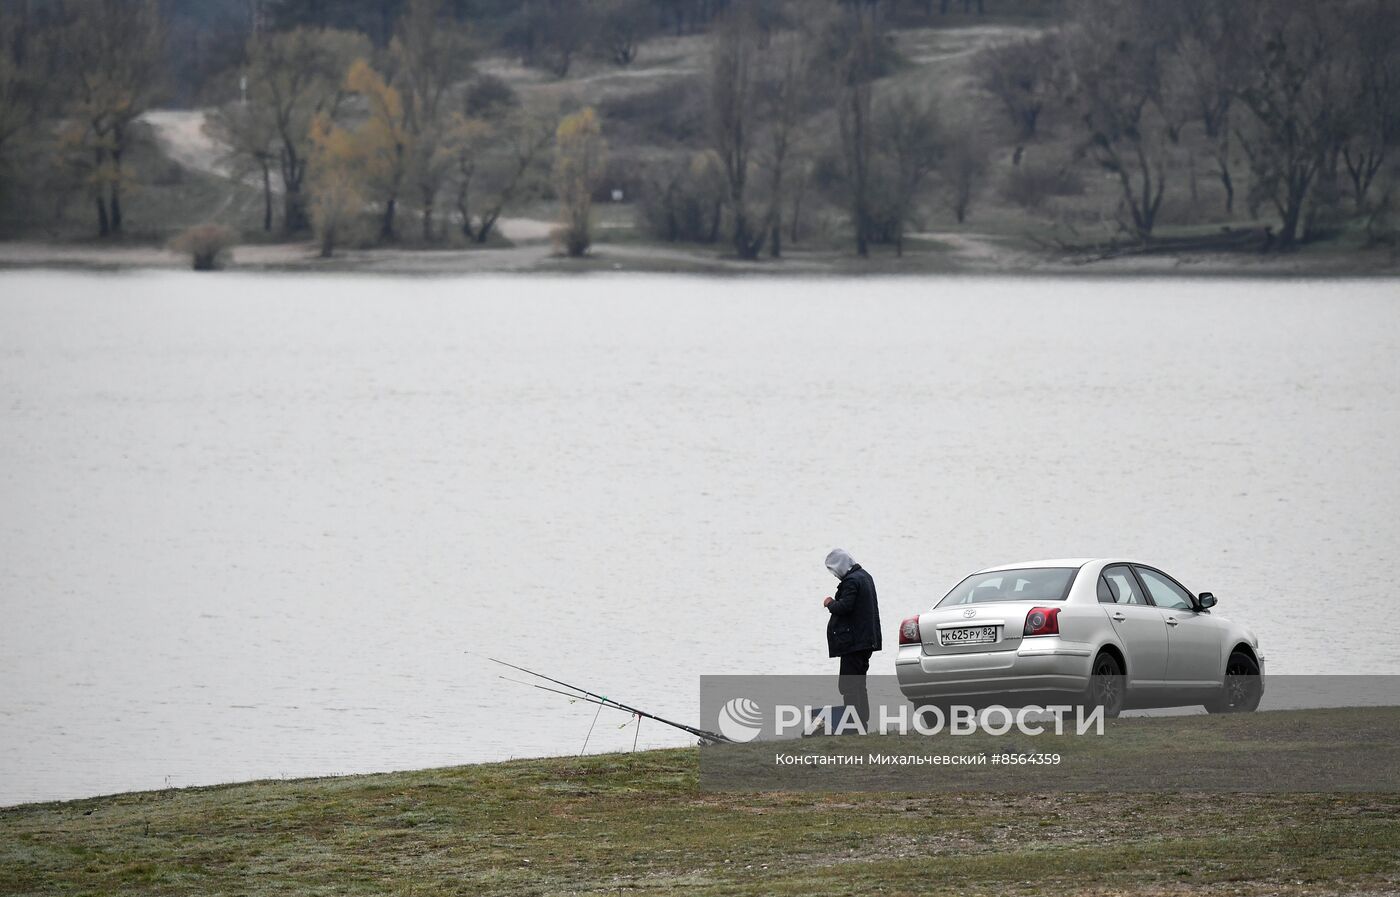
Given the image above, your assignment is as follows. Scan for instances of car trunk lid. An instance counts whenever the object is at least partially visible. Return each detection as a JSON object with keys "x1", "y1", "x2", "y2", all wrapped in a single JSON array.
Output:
[{"x1": 917, "y1": 602, "x2": 1041, "y2": 655}]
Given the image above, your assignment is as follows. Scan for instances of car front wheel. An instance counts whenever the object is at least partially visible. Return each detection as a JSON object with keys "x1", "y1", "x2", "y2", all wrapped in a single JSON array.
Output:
[{"x1": 1205, "y1": 650, "x2": 1262, "y2": 714}]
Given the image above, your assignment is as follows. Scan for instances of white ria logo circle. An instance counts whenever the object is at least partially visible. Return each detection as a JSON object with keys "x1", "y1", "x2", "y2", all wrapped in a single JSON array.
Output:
[{"x1": 718, "y1": 697, "x2": 763, "y2": 743}]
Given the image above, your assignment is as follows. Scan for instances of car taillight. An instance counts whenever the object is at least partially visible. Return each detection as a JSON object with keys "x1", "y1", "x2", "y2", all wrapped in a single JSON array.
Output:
[
  {"x1": 1023, "y1": 607, "x2": 1060, "y2": 637},
  {"x1": 898, "y1": 616, "x2": 921, "y2": 645}
]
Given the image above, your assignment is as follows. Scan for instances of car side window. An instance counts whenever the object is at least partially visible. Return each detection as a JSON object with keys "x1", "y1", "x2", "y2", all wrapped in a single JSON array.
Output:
[
  {"x1": 1097, "y1": 576, "x2": 1116, "y2": 603},
  {"x1": 1136, "y1": 568, "x2": 1194, "y2": 610},
  {"x1": 1101, "y1": 566, "x2": 1146, "y2": 605}
]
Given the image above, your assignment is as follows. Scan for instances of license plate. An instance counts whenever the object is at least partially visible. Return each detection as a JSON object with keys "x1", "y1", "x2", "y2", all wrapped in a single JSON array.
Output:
[{"x1": 940, "y1": 625, "x2": 999, "y2": 646}]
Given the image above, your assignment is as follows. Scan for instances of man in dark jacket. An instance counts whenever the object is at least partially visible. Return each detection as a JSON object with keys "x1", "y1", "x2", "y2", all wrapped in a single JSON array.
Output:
[{"x1": 822, "y1": 548, "x2": 882, "y2": 733}]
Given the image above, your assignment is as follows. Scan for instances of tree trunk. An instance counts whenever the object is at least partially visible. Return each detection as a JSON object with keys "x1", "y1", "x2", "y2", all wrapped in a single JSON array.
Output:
[
  {"x1": 93, "y1": 145, "x2": 109, "y2": 235},
  {"x1": 109, "y1": 141, "x2": 125, "y2": 235},
  {"x1": 95, "y1": 194, "x2": 110, "y2": 237},
  {"x1": 109, "y1": 183, "x2": 123, "y2": 235},
  {"x1": 1278, "y1": 182, "x2": 1306, "y2": 247},
  {"x1": 1279, "y1": 203, "x2": 1302, "y2": 246},
  {"x1": 379, "y1": 196, "x2": 397, "y2": 242},
  {"x1": 282, "y1": 148, "x2": 310, "y2": 234},
  {"x1": 1276, "y1": 166, "x2": 1317, "y2": 248},
  {"x1": 1189, "y1": 150, "x2": 1199, "y2": 207},
  {"x1": 475, "y1": 206, "x2": 502, "y2": 244},
  {"x1": 261, "y1": 163, "x2": 273, "y2": 232},
  {"x1": 284, "y1": 189, "x2": 308, "y2": 234},
  {"x1": 789, "y1": 186, "x2": 804, "y2": 244},
  {"x1": 456, "y1": 178, "x2": 474, "y2": 240},
  {"x1": 732, "y1": 209, "x2": 757, "y2": 260},
  {"x1": 1219, "y1": 159, "x2": 1234, "y2": 216}
]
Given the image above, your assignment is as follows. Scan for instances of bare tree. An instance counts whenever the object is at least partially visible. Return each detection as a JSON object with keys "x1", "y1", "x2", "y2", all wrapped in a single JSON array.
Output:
[
  {"x1": 0, "y1": 14, "x2": 35, "y2": 159},
  {"x1": 755, "y1": 22, "x2": 814, "y2": 257},
  {"x1": 55, "y1": 0, "x2": 163, "y2": 237},
  {"x1": 709, "y1": 1, "x2": 766, "y2": 259},
  {"x1": 1337, "y1": 0, "x2": 1400, "y2": 211},
  {"x1": 978, "y1": 34, "x2": 1059, "y2": 165},
  {"x1": 1174, "y1": 0, "x2": 1248, "y2": 214},
  {"x1": 1234, "y1": 0, "x2": 1346, "y2": 247},
  {"x1": 452, "y1": 107, "x2": 553, "y2": 243},
  {"x1": 836, "y1": 0, "x2": 882, "y2": 257},
  {"x1": 595, "y1": 0, "x2": 650, "y2": 66},
  {"x1": 872, "y1": 89, "x2": 942, "y2": 255},
  {"x1": 1061, "y1": 0, "x2": 1176, "y2": 244},
  {"x1": 207, "y1": 101, "x2": 280, "y2": 233},
  {"x1": 245, "y1": 27, "x2": 369, "y2": 234},
  {"x1": 0, "y1": 12, "x2": 44, "y2": 220},
  {"x1": 941, "y1": 120, "x2": 988, "y2": 224},
  {"x1": 511, "y1": 0, "x2": 596, "y2": 78},
  {"x1": 391, "y1": 0, "x2": 475, "y2": 242}
]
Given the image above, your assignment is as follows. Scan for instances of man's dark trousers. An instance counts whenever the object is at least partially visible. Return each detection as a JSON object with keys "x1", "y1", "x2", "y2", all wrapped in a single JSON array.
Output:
[{"x1": 838, "y1": 649, "x2": 873, "y2": 732}]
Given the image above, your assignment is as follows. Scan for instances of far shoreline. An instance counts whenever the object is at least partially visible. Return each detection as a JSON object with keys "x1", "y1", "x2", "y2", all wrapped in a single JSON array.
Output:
[{"x1": 2, "y1": 237, "x2": 1397, "y2": 280}]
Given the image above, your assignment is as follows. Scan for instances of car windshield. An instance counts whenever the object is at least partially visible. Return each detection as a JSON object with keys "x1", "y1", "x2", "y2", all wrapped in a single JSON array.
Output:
[{"x1": 936, "y1": 567, "x2": 1079, "y2": 607}]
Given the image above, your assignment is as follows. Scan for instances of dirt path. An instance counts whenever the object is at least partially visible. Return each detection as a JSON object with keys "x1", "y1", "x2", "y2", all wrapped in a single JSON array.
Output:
[
  {"x1": 893, "y1": 23, "x2": 1043, "y2": 66},
  {"x1": 143, "y1": 109, "x2": 234, "y2": 178},
  {"x1": 142, "y1": 108, "x2": 558, "y2": 246}
]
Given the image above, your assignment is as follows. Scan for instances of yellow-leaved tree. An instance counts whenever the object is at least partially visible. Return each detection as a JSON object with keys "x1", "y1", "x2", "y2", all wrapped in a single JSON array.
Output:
[
  {"x1": 343, "y1": 59, "x2": 410, "y2": 242},
  {"x1": 307, "y1": 58, "x2": 408, "y2": 256},
  {"x1": 307, "y1": 112, "x2": 368, "y2": 258},
  {"x1": 552, "y1": 107, "x2": 606, "y2": 257}
]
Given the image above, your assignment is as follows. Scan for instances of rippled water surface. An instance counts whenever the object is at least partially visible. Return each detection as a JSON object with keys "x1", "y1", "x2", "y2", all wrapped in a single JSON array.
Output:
[{"x1": 2, "y1": 272, "x2": 1398, "y2": 805}]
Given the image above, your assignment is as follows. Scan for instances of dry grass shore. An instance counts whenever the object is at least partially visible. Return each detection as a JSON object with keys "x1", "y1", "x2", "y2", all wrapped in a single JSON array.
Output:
[
  {"x1": 3, "y1": 709, "x2": 1399, "y2": 896},
  {"x1": 3, "y1": 230, "x2": 1396, "y2": 278}
]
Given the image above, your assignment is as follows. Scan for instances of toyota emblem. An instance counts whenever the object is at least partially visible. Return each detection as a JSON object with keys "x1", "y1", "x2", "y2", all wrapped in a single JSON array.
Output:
[{"x1": 962, "y1": 608, "x2": 977, "y2": 618}]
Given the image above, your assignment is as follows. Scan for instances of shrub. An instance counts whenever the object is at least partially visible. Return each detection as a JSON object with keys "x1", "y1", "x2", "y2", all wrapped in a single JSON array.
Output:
[
  {"x1": 636, "y1": 152, "x2": 726, "y2": 243},
  {"x1": 1000, "y1": 159, "x2": 1084, "y2": 210},
  {"x1": 170, "y1": 224, "x2": 238, "y2": 271},
  {"x1": 464, "y1": 75, "x2": 520, "y2": 120}
]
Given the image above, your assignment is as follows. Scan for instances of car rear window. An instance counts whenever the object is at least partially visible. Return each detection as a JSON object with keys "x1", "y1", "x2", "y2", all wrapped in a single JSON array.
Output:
[{"x1": 936, "y1": 567, "x2": 1079, "y2": 607}]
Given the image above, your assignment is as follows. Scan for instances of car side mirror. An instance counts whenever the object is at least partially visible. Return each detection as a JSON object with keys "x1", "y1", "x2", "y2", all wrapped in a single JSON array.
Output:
[{"x1": 1198, "y1": 592, "x2": 1217, "y2": 609}]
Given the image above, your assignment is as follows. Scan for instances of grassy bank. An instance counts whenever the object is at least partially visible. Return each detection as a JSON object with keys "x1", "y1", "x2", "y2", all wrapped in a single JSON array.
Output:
[{"x1": 3, "y1": 709, "x2": 1399, "y2": 896}]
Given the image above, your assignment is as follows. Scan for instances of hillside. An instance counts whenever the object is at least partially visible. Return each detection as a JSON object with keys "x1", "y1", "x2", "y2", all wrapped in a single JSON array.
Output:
[{"x1": 3, "y1": 0, "x2": 1398, "y2": 274}]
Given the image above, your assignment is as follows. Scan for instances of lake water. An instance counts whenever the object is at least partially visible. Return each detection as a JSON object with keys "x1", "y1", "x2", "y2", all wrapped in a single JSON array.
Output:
[{"x1": 2, "y1": 271, "x2": 1398, "y2": 806}]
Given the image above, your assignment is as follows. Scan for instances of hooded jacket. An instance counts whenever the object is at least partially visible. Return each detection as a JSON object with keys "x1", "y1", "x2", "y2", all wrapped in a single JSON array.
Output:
[{"x1": 825, "y1": 552, "x2": 882, "y2": 658}]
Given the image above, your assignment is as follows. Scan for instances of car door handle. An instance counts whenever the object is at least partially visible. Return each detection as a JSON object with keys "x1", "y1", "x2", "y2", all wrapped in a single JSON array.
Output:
[
  {"x1": 1111, "y1": 613, "x2": 1126, "y2": 622},
  {"x1": 1165, "y1": 617, "x2": 1179, "y2": 626}
]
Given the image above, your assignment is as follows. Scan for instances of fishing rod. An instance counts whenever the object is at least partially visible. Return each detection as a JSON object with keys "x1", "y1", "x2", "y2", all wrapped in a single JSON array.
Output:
[
  {"x1": 498, "y1": 676, "x2": 630, "y2": 711},
  {"x1": 472, "y1": 653, "x2": 732, "y2": 745},
  {"x1": 499, "y1": 676, "x2": 642, "y2": 755}
]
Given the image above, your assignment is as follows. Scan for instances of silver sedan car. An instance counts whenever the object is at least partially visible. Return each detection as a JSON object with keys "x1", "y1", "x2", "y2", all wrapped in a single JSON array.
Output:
[{"x1": 895, "y1": 559, "x2": 1264, "y2": 716}]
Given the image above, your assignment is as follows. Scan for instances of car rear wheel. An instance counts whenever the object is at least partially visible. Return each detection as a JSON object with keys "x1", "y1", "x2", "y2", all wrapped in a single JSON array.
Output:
[
  {"x1": 1083, "y1": 651, "x2": 1125, "y2": 719},
  {"x1": 1205, "y1": 650, "x2": 1262, "y2": 714}
]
